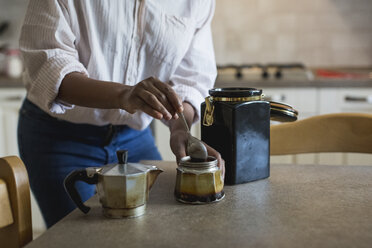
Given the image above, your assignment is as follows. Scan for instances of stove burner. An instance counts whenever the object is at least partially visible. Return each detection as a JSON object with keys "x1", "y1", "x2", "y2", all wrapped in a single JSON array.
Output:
[
  {"x1": 265, "y1": 63, "x2": 305, "y2": 79},
  {"x1": 217, "y1": 64, "x2": 262, "y2": 79},
  {"x1": 217, "y1": 63, "x2": 307, "y2": 79}
]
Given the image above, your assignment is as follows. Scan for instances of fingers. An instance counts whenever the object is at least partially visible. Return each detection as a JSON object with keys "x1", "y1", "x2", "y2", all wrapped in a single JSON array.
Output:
[
  {"x1": 146, "y1": 84, "x2": 177, "y2": 119},
  {"x1": 132, "y1": 77, "x2": 182, "y2": 120},
  {"x1": 204, "y1": 143, "x2": 225, "y2": 179},
  {"x1": 134, "y1": 98, "x2": 164, "y2": 119},
  {"x1": 176, "y1": 147, "x2": 187, "y2": 164},
  {"x1": 170, "y1": 129, "x2": 225, "y2": 180},
  {"x1": 151, "y1": 78, "x2": 183, "y2": 113},
  {"x1": 138, "y1": 90, "x2": 173, "y2": 120},
  {"x1": 169, "y1": 130, "x2": 188, "y2": 164},
  {"x1": 220, "y1": 158, "x2": 226, "y2": 180}
]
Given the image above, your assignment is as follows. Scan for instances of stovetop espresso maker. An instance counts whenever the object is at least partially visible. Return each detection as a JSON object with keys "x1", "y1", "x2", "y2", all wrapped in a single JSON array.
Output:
[
  {"x1": 64, "y1": 150, "x2": 163, "y2": 218},
  {"x1": 201, "y1": 87, "x2": 298, "y2": 185}
]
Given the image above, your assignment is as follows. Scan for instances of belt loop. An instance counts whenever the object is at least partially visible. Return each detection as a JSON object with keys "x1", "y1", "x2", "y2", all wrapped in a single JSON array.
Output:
[{"x1": 103, "y1": 124, "x2": 115, "y2": 146}]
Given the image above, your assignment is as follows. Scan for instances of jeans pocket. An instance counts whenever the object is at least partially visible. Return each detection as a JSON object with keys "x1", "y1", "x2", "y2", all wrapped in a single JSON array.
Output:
[{"x1": 20, "y1": 99, "x2": 60, "y2": 124}]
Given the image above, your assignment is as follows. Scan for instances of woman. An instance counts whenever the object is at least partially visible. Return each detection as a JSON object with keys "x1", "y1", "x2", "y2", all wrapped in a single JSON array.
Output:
[{"x1": 18, "y1": 0, "x2": 223, "y2": 228}]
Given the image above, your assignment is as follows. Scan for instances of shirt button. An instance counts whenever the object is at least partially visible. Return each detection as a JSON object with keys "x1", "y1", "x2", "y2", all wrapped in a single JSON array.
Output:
[{"x1": 134, "y1": 36, "x2": 140, "y2": 43}]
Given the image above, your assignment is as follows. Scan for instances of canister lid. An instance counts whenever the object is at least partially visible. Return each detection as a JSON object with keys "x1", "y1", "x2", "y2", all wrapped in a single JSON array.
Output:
[
  {"x1": 209, "y1": 88, "x2": 262, "y2": 98},
  {"x1": 101, "y1": 150, "x2": 159, "y2": 176},
  {"x1": 270, "y1": 101, "x2": 298, "y2": 122}
]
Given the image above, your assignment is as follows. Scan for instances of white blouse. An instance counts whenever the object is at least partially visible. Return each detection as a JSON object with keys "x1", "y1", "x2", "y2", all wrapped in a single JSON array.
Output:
[{"x1": 20, "y1": 0, "x2": 217, "y2": 130}]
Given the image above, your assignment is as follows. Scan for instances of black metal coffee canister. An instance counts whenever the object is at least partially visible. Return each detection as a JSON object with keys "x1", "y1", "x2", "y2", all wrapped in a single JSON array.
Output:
[{"x1": 201, "y1": 88, "x2": 297, "y2": 185}]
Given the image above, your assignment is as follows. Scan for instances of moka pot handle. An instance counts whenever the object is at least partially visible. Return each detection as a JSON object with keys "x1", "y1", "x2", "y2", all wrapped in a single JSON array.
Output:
[{"x1": 64, "y1": 168, "x2": 99, "y2": 214}]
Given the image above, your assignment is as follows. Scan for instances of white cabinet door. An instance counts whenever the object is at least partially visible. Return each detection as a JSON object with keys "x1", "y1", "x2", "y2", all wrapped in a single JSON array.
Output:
[
  {"x1": 263, "y1": 87, "x2": 318, "y2": 117},
  {"x1": 0, "y1": 88, "x2": 46, "y2": 237},
  {"x1": 264, "y1": 88, "x2": 319, "y2": 164},
  {"x1": 268, "y1": 87, "x2": 372, "y2": 166},
  {"x1": 0, "y1": 88, "x2": 26, "y2": 156},
  {"x1": 320, "y1": 88, "x2": 372, "y2": 114},
  {"x1": 320, "y1": 87, "x2": 372, "y2": 166}
]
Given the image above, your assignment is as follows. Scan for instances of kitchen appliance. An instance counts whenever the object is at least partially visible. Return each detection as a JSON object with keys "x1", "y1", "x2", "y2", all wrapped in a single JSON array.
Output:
[
  {"x1": 64, "y1": 150, "x2": 163, "y2": 218},
  {"x1": 175, "y1": 156, "x2": 224, "y2": 204},
  {"x1": 201, "y1": 88, "x2": 298, "y2": 185}
]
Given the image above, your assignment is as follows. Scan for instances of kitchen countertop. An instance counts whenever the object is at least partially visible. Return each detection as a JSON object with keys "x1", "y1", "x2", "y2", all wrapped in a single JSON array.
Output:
[
  {"x1": 215, "y1": 77, "x2": 372, "y2": 88},
  {"x1": 0, "y1": 76, "x2": 23, "y2": 88},
  {"x1": 26, "y1": 161, "x2": 372, "y2": 248},
  {"x1": 215, "y1": 67, "x2": 372, "y2": 88}
]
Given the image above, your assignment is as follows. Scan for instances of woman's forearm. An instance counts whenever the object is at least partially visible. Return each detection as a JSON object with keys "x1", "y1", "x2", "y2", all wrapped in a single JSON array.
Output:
[
  {"x1": 58, "y1": 72, "x2": 184, "y2": 121},
  {"x1": 57, "y1": 72, "x2": 128, "y2": 109}
]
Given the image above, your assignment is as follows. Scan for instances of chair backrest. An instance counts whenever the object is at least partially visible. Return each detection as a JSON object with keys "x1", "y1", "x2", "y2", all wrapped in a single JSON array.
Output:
[
  {"x1": 0, "y1": 179, "x2": 14, "y2": 227},
  {"x1": 0, "y1": 156, "x2": 32, "y2": 248},
  {"x1": 270, "y1": 113, "x2": 372, "y2": 155}
]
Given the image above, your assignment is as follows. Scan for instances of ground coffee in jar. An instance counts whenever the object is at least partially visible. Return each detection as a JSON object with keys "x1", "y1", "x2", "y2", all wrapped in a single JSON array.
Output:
[{"x1": 174, "y1": 156, "x2": 224, "y2": 204}]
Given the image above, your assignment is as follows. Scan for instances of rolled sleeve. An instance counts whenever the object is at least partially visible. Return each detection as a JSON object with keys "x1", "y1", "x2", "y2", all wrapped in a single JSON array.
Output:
[
  {"x1": 170, "y1": 0, "x2": 217, "y2": 123},
  {"x1": 20, "y1": 0, "x2": 88, "y2": 114}
]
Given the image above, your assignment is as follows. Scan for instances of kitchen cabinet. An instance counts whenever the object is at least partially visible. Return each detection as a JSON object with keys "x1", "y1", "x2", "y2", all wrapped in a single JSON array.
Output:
[
  {"x1": 154, "y1": 86, "x2": 372, "y2": 166},
  {"x1": 0, "y1": 88, "x2": 26, "y2": 157},
  {"x1": 265, "y1": 87, "x2": 372, "y2": 166},
  {"x1": 319, "y1": 88, "x2": 372, "y2": 166},
  {"x1": 0, "y1": 87, "x2": 46, "y2": 237},
  {"x1": 263, "y1": 87, "x2": 319, "y2": 165}
]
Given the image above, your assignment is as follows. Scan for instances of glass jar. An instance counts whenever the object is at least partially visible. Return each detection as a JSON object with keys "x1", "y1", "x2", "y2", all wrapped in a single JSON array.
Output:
[{"x1": 174, "y1": 156, "x2": 224, "y2": 204}]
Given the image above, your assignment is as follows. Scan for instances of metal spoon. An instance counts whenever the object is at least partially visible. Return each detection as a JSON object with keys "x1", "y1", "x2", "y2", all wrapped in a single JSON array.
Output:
[{"x1": 178, "y1": 112, "x2": 208, "y2": 162}]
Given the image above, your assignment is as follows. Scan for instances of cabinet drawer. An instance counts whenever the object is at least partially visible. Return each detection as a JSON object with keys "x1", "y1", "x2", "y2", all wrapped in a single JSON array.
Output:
[
  {"x1": 0, "y1": 88, "x2": 26, "y2": 108},
  {"x1": 339, "y1": 88, "x2": 372, "y2": 112},
  {"x1": 320, "y1": 88, "x2": 372, "y2": 114},
  {"x1": 263, "y1": 88, "x2": 318, "y2": 114}
]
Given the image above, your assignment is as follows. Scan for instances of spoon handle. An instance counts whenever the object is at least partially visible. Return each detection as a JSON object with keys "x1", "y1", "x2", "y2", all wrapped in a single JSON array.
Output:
[{"x1": 179, "y1": 112, "x2": 190, "y2": 133}]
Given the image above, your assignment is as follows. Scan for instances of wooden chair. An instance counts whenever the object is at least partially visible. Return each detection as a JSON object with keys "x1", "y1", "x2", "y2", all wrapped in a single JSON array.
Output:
[
  {"x1": 270, "y1": 113, "x2": 372, "y2": 155},
  {"x1": 0, "y1": 156, "x2": 32, "y2": 247}
]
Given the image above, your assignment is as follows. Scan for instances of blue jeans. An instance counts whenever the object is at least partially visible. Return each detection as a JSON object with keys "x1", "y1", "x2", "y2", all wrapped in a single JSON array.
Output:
[{"x1": 18, "y1": 99, "x2": 162, "y2": 228}]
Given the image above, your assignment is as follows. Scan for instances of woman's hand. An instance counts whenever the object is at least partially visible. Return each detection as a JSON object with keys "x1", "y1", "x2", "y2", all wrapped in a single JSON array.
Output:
[
  {"x1": 169, "y1": 102, "x2": 225, "y2": 178},
  {"x1": 120, "y1": 77, "x2": 183, "y2": 121},
  {"x1": 170, "y1": 129, "x2": 225, "y2": 178}
]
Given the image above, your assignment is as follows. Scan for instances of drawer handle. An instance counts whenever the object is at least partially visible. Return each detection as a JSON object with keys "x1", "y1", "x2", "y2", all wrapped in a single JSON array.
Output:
[
  {"x1": 264, "y1": 95, "x2": 286, "y2": 102},
  {"x1": 345, "y1": 96, "x2": 372, "y2": 104},
  {"x1": 2, "y1": 96, "x2": 23, "y2": 101}
]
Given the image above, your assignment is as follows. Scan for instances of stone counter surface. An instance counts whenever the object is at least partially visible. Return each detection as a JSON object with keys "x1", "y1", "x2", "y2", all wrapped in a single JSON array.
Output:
[
  {"x1": 215, "y1": 77, "x2": 372, "y2": 88},
  {"x1": 215, "y1": 68, "x2": 372, "y2": 88},
  {"x1": 25, "y1": 161, "x2": 372, "y2": 248}
]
